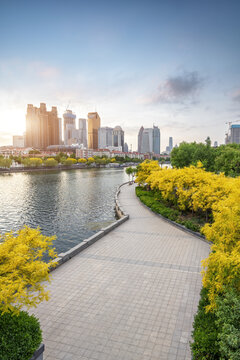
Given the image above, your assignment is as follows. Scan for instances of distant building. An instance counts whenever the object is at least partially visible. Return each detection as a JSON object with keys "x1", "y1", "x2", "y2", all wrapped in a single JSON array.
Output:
[
  {"x1": 138, "y1": 125, "x2": 160, "y2": 154},
  {"x1": 88, "y1": 112, "x2": 101, "y2": 150},
  {"x1": 13, "y1": 135, "x2": 24, "y2": 148},
  {"x1": 138, "y1": 126, "x2": 144, "y2": 153},
  {"x1": 98, "y1": 127, "x2": 113, "y2": 149},
  {"x1": 63, "y1": 110, "x2": 76, "y2": 145},
  {"x1": 230, "y1": 125, "x2": 240, "y2": 144},
  {"x1": 26, "y1": 103, "x2": 60, "y2": 149},
  {"x1": 78, "y1": 118, "x2": 87, "y2": 148},
  {"x1": 113, "y1": 126, "x2": 124, "y2": 151},
  {"x1": 124, "y1": 143, "x2": 129, "y2": 152},
  {"x1": 58, "y1": 118, "x2": 62, "y2": 144},
  {"x1": 169, "y1": 137, "x2": 173, "y2": 152},
  {"x1": 165, "y1": 146, "x2": 170, "y2": 153},
  {"x1": 153, "y1": 125, "x2": 160, "y2": 154},
  {"x1": 142, "y1": 128, "x2": 153, "y2": 153}
]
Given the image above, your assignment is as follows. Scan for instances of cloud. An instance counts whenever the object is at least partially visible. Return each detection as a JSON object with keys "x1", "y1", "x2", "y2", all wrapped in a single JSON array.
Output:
[
  {"x1": 149, "y1": 71, "x2": 204, "y2": 104},
  {"x1": 232, "y1": 90, "x2": 240, "y2": 103}
]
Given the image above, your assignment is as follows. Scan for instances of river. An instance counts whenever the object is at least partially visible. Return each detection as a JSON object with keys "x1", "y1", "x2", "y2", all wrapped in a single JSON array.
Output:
[{"x1": 0, "y1": 168, "x2": 128, "y2": 254}]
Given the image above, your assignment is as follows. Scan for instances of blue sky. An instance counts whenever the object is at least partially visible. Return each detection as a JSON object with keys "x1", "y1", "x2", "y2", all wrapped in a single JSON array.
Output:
[{"x1": 0, "y1": 0, "x2": 240, "y2": 150}]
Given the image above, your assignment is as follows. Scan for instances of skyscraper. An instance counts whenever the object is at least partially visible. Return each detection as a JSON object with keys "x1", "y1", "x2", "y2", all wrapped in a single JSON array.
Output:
[
  {"x1": 63, "y1": 110, "x2": 76, "y2": 145},
  {"x1": 113, "y1": 126, "x2": 124, "y2": 150},
  {"x1": 98, "y1": 127, "x2": 113, "y2": 148},
  {"x1": 153, "y1": 125, "x2": 160, "y2": 154},
  {"x1": 230, "y1": 125, "x2": 240, "y2": 144},
  {"x1": 142, "y1": 128, "x2": 153, "y2": 153},
  {"x1": 124, "y1": 143, "x2": 129, "y2": 152},
  {"x1": 78, "y1": 118, "x2": 87, "y2": 148},
  {"x1": 26, "y1": 103, "x2": 60, "y2": 149},
  {"x1": 138, "y1": 126, "x2": 144, "y2": 153},
  {"x1": 88, "y1": 112, "x2": 101, "y2": 149},
  {"x1": 138, "y1": 125, "x2": 160, "y2": 154},
  {"x1": 169, "y1": 137, "x2": 173, "y2": 152}
]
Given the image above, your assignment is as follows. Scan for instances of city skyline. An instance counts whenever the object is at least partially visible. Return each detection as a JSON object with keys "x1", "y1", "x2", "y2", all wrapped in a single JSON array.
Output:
[{"x1": 1, "y1": 1, "x2": 240, "y2": 149}]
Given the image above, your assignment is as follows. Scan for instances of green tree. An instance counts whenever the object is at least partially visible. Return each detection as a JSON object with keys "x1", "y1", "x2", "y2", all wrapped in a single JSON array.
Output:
[
  {"x1": 44, "y1": 158, "x2": 58, "y2": 167},
  {"x1": 0, "y1": 158, "x2": 12, "y2": 168}
]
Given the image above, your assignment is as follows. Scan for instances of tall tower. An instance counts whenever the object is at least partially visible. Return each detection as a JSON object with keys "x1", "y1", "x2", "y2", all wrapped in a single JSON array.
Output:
[
  {"x1": 153, "y1": 125, "x2": 160, "y2": 154},
  {"x1": 98, "y1": 127, "x2": 113, "y2": 149},
  {"x1": 88, "y1": 112, "x2": 101, "y2": 149},
  {"x1": 138, "y1": 126, "x2": 144, "y2": 153},
  {"x1": 78, "y1": 118, "x2": 87, "y2": 147},
  {"x1": 113, "y1": 126, "x2": 124, "y2": 150},
  {"x1": 169, "y1": 137, "x2": 173, "y2": 152},
  {"x1": 26, "y1": 103, "x2": 60, "y2": 149},
  {"x1": 142, "y1": 128, "x2": 153, "y2": 153},
  {"x1": 63, "y1": 110, "x2": 76, "y2": 145}
]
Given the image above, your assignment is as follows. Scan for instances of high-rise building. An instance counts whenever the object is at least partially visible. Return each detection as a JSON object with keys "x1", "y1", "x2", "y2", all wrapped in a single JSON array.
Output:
[
  {"x1": 58, "y1": 118, "x2": 62, "y2": 144},
  {"x1": 142, "y1": 128, "x2": 153, "y2": 153},
  {"x1": 230, "y1": 125, "x2": 240, "y2": 144},
  {"x1": 138, "y1": 125, "x2": 160, "y2": 154},
  {"x1": 138, "y1": 126, "x2": 144, "y2": 153},
  {"x1": 88, "y1": 112, "x2": 101, "y2": 149},
  {"x1": 153, "y1": 125, "x2": 160, "y2": 154},
  {"x1": 113, "y1": 126, "x2": 124, "y2": 151},
  {"x1": 98, "y1": 127, "x2": 113, "y2": 149},
  {"x1": 26, "y1": 103, "x2": 60, "y2": 149},
  {"x1": 63, "y1": 110, "x2": 76, "y2": 145},
  {"x1": 169, "y1": 137, "x2": 173, "y2": 152},
  {"x1": 78, "y1": 118, "x2": 87, "y2": 148},
  {"x1": 124, "y1": 143, "x2": 129, "y2": 152},
  {"x1": 13, "y1": 135, "x2": 24, "y2": 148}
]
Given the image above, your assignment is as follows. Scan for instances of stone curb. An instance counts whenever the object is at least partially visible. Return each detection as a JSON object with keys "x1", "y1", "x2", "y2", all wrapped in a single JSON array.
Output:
[
  {"x1": 135, "y1": 192, "x2": 212, "y2": 246},
  {"x1": 49, "y1": 182, "x2": 130, "y2": 272},
  {"x1": 29, "y1": 343, "x2": 44, "y2": 360}
]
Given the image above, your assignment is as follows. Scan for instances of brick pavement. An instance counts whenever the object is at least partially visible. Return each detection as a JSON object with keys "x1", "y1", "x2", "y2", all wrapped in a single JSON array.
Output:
[{"x1": 31, "y1": 184, "x2": 210, "y2": 360}]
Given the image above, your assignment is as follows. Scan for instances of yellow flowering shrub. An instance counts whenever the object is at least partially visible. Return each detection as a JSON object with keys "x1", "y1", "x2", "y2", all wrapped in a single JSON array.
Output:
[
  {"x1": 0, "y1": 226, "x2": 57, "y2": 314},
  {"x1": 78, "y1": 158, "x2": 87, "y2": 163},
  {"x1": 135, "y1": 160, "x2": 160, "y2": 185},
  {"x1": 201, "y1": 187, "x2": 240, "y2": 310}
]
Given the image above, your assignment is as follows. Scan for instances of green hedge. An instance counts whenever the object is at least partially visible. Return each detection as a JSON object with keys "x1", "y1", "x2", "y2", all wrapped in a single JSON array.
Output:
[
  {"x1": 191, "y1": 288, "x2": 240, "y2": 359},
  {"x1": 135, "y1": 186, "x2": 201, "y2": 232},
  {"x1": 191, "y1": 288, "x2": 220, "y2": 359},
  {"x1": 0, "y1": 310, "x2": 42, "y2": 360}
]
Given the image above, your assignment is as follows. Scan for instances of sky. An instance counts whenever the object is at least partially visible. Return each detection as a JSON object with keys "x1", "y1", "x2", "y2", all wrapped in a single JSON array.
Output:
[{"x1": 0, "y1": 0, "x2": 240, "y2": 151}]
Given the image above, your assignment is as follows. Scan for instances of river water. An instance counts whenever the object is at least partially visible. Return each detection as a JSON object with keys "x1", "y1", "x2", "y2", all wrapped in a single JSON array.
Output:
[{"x1": 0, "y1": 168, "x2": 128, "y2": 254}]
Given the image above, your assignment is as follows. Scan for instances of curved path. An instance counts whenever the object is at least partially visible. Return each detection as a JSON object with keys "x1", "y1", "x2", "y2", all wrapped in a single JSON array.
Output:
[{"x1": 32, "y1": 184, "x2": 209, "y2": 360}]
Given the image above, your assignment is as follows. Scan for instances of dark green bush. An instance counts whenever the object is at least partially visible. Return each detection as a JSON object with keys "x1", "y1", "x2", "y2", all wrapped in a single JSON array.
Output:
[
  {"x1": 0, "y1": 310, "x2": 42, "y2": 360},
  {"x1": 216, "y1": 289, "x2": 240, "y2": 360},
  {"x1": 183, "y1": 220, "x2": 201, "y2": 232},
  {"x1": 191, "y1": 288, "x2": 220, "y2": 359}
]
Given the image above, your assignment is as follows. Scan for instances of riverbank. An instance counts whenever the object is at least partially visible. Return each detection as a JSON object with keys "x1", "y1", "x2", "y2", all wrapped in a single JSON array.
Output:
[{"x1": 0, "y1": 162, "x2": 134, "y2": 174}]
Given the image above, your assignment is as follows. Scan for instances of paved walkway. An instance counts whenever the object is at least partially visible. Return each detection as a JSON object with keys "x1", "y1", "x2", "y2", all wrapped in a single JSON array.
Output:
[{"x1": 31, "y1": 184, "x2": 209, "y2": 360}]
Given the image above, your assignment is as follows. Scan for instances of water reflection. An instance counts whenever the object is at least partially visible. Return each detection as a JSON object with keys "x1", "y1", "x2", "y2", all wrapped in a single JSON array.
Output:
[{"x1": 0, "y1": 168, "x2": 128, "y2": 253}]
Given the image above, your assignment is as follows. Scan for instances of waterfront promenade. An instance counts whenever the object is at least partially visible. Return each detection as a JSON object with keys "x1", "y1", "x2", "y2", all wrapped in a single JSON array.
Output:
[{"x1": 31, "y1": 184, "x2": 209, "y2": 360}]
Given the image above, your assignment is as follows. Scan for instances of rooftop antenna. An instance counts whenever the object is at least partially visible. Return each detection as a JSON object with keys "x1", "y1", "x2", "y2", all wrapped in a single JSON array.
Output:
[{"x1": 65, "y1": 100, "x2": 71, "y2": 112}]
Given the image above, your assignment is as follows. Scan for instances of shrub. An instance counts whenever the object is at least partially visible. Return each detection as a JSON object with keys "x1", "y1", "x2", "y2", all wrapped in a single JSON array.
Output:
[
  {"x1": 191, "y1": 288, "x2": 220, "y2": 360},
  {"x1": 0, "y1": 310, "x2": 42, "y2": 360},
  {"x1": 0, "y1": 226, "x2": 57, "y2": 313},
  {"x1": 183, "y1": 220, "x2": 200, "y2": 232},
  {"x1": 63, "y1": 158, "x2": 77, "y2": 166},
  {"x1": 216, "y1": 289, "x2": 240, "y2": 360},
  {"x1": 44, "y1": 158, "x2": 58, "y2": 167}
]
